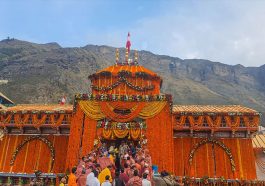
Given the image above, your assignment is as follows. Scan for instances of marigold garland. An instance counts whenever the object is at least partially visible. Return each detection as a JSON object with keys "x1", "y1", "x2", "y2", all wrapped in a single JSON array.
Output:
[
  {"x1": 91, "y1": 76, "x2": 155, "y2": 92},
  {"x1": 50, "y1": 114, "x2": 65, "y2": 128},
  {"x1": 14, "y1": 114, "x2": 30, "y2": 129},
  {"x1": 175, "y1": 116, "x2": 187, "y2": 127},
  {"x1": 188, "y1": 138, "x2": 236, "y2": 172},
  {"x1": 188, "y1": 116, "x2": 204, "y2": 128},
  {"x1": 65, "y1": 106, "x2": 84, "y2": 170},
  {"x1": 205, "y1": 116, "x2": 222, "y2": 129},
  {"x1": 99, "y1": 102, "x2": 146, "y2": 122},
  {"x1": 78, "y1": 100, "x2": 167, "y2": 122},
  {"x1": 102, "y1": 129, "x2": 142, "y2": 140},
  {"x1": 224, "y1": 116, "x2": 240, "y2": 129},
  {"x1": 0, "y1": 114, "x2": 12, "y2": 125},
  {"x1": 243, "y1": 116, "x2": 259, "y2": 128},
  {"x1": 9, "y1": 136, "x2": 55, "y2": 172},
  {"x1": 32, "y1": 114, "x2": 47, "y2": 128}
]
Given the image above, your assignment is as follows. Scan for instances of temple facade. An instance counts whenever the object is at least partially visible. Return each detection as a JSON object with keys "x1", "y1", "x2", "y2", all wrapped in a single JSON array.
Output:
[{"x1": 0, "y1": 47, "x2": 261, "y2": 184}]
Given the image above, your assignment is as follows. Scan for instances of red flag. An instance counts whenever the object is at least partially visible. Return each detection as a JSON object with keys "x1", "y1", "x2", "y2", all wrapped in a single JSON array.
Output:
[
  {"x1": 60, "y1": 96, "x2": 66, "y2": 105},
  {"x1": 126, "y1": 32, "x2": 131, "y2": 53}
]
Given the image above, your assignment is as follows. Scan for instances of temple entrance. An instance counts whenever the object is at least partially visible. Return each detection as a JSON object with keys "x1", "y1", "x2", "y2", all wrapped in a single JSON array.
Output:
[{"x1": 101, "y1": 137, "x2": 140, "y2": 150}]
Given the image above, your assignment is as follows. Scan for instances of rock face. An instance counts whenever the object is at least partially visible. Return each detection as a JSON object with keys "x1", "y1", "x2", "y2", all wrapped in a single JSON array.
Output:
[{"x1": 0, "y1": 38, "x2": 264, "y2": 124}]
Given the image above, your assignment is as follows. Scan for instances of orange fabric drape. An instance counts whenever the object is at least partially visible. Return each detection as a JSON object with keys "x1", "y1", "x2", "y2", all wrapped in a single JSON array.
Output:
[
  {"x1": 173, "y1": 138, "x2": 257, "y2": 180},
  {"x1": 107, "y1": 101, "x2": 138, "y2": 110},
  {"x1": 99, "y1": 102, "x2": 146, "y2": 122},
  {"x1": 145, "y1": 103, "x2": 174, "y2": 172},
  {"x1": 81, "y1": 116, "x2": 97, "y2": 157},
  {"x1": 0, "y1": 135, "x2": 68, "y2": 174},
  {"x1": 65, "y1": 106, "x2": 84, "y2": 170}
]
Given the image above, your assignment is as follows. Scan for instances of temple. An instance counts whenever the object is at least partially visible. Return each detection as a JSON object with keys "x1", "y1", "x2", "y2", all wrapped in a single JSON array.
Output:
[{"x1": 0, "y1": 36, "x2": 263, "y2": 185}]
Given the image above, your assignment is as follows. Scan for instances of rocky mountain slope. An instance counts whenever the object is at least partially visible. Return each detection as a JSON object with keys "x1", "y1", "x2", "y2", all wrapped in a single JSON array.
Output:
[{"x1": 0, "y1": 38, "x2": 264, "y2": 124}]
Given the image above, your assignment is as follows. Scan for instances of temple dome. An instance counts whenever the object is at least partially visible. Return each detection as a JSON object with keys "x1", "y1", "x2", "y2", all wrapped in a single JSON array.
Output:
[{"x1": 89, "y1": 64, "x2": 162, "y2": 95}]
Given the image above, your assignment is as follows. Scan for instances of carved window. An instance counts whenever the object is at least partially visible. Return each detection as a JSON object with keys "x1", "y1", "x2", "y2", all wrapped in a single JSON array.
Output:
[
  {"x1": 184, "y1": 117, "x2": 190, "y2": 127},
  {"x1": 45, "y1": 116, "x2": 50, "y2": 125},
  {"x1": 220, "y1": 117, "x2": 227, "y2": 127},
  {"x1": 10, "y1": 115, "x2": 14, "y2": 124},
  {"x1": 28, "y1": 115, "x2": 32, "y2": 124},
  {"x1": 239, "y1": 117, "x2": 245, "y2": 127}
]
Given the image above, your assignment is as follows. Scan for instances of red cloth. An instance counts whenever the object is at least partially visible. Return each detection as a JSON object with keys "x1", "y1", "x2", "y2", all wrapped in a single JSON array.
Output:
[
  {"x1": 119, "y1": 172, "x2": 129, "y2": 184},
  {"x1": 97, "y1": 157, "x2": 112, "y2": 169},
  {"x1": 126, "y1": 176, "x2": 142, "y2": 186},
  {"x1": 77, "y1": 174, "x2": 87, "y2": 186}
]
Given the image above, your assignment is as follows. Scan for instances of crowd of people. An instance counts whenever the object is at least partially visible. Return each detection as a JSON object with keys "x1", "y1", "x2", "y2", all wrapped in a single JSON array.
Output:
[{"x1": 63, "y1": 140, "x2": 153, "y2": 186}]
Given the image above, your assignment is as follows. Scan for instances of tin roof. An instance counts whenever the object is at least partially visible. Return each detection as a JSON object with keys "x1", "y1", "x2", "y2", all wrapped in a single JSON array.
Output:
[
  {"x1": 0, "y1": 104, "x2": 73, "y2": 113},
  {"x1": 173, "y1": 105, "x2": 258, "y2": 114}
]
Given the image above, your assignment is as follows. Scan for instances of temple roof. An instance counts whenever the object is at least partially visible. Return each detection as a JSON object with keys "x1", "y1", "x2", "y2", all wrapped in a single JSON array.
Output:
[
  {"x1": 172, "y1": 105, "x2": 259, "y2": 115},
  {"x1": 0, "y1": 103, "x2": 259, "y2": 115},
  {"x1": 0, "y1": 92, "x2": 14, "y2": 105},
  {"x1": 253, "y1": 134, "x2": 265, "y2": 149},
  {"x1": 0, "y1": 104, "x2": 73, "y2": 113},
  {"x1": 89, "y1": 65, "x2": 160, "y2": 78}
]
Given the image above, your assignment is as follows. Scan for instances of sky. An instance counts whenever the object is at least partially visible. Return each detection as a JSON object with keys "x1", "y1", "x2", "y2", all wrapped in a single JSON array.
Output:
[{"x1": 0, "y1": 0, "x2": 265, "y2": 67}]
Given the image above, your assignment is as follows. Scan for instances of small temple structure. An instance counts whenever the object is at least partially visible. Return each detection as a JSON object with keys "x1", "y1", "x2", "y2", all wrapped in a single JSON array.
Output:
[{"x1": 0, "y1": 34, "x2": 263, "y2": 185}]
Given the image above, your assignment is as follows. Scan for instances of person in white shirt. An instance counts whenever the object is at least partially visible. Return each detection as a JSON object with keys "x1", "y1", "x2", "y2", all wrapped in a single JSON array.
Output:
[
  {"x1": 142, "y1": 173, "x2": 151, "y2": 186},
  {"x1": 86, "y1": 170, "x2": 100, "y2": 186},
  {"x1": 101, "y1": 175, "x2": 111, "y2": 186}
]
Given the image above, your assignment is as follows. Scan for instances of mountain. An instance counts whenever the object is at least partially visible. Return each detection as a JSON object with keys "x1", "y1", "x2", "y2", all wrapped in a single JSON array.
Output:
[{"x1": 0, "y1": 38, "x2": 264, "y2": 125}]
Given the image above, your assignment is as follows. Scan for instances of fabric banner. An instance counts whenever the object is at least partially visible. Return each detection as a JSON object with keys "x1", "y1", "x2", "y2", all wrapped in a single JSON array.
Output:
[{"x1": 78, "y1": 100, "x2": 167, "y2": 122}]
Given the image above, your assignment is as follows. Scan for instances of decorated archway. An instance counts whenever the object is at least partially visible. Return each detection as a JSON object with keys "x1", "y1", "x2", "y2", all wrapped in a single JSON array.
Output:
[
  {"x1": 188, "y1": 138, "x2": 236, "y2": 172},
  {"x1": 10, "y1": 136, "x2": 55, "y2": 172},
  {"x1": 66, "y1": 94, "x2": 174, "y2": 172}
]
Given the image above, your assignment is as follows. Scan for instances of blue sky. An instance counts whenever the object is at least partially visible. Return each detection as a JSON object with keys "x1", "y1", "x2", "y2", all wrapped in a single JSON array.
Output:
[{"x1": 1, "y1": 0, "x2": 265, "y2": 67}]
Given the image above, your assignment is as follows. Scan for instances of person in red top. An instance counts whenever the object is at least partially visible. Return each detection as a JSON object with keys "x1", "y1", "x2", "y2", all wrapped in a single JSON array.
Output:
[
  {"x1": 119, "y1": 168, "x2": 129, "y2": 184},
  {"x1": 126, "y1": 170, "x2": 142, "y2": 186},
  {"x1": 123, "y1": 163, "x2": 130, "y2": 177},
  {"x1": 68, "y1": 167, "x2": 77, "y2": 186},
  {"x1": 77, "y1": 168, "x2": 87, "y2": 186}
]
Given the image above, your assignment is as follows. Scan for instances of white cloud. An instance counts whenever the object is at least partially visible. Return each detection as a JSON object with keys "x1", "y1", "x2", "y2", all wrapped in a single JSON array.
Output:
[{"x1": 85, "y1": 1, "x2": 265, "y2": 67}]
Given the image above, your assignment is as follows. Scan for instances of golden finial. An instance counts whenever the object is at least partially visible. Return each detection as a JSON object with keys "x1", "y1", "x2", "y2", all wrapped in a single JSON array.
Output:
[{"x1": 115, "y1": 48, "x2": 119, "y2": 65}]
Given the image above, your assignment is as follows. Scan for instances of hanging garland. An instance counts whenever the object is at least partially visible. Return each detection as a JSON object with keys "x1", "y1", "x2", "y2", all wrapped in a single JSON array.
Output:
[
  {"x1": 74, "y1": 94, "x2": 172, "y2": 114},
  {"x1": 102, "y1": 128, "x2": 142, "y2": 140},
  {"x1": 97, "y1": 120, "x2": 147, "y2": 130},
  {"x1": 75, "y1": 93, "x2": 172, "y2": 102},
  {"x1": 0, "y1": 110, "x2": 72, "y2": 114},
  {"x1": 89, "y1": 70, "x2": 160, "y2": 80},
  {"x1": 188, "y1": 138, "x2": 236, "y2": 172},
  {"x1": 0, "y1": 113, "x2": 71, "y2": 128},
  {"x1": 10, "y1": 136, "x2": 55, "y2": 172},
  {"x1": 91, "y1": 76, "x2": 154, "y2": 92}
]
